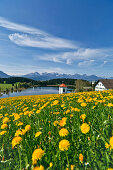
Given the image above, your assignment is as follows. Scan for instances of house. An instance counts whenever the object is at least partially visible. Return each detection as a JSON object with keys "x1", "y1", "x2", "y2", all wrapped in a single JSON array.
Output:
[
  {"x1": 59, "y1": 83, "x2": 67, "y2": 94},
  {"x1": 95, "y1": 79, "x2": 113, "y2": 91}
]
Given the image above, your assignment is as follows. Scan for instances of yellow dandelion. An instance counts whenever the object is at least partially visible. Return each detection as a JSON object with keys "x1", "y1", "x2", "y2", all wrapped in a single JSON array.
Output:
[
  {"x1": 53, "y1": 120, "x2": 59, "y2": 126},
  {"x1": 15, "y1": 129, "x2": 22, "y2": 136},
  {"x1": 0, "y1": 131, "x2": 7, "y2": 135},
  {"x1": 2, "y1": 117, "x2": 9, "y2": 124},
  {"x1": 35, "y1": 131, "x2": 42, "y2": 138},
  {"x1": 105, "y1": 142, "x2": 110, "y2": 149},
  {"x1": 81, "y1": 103, "x2": 87, "y2": 107},
  {"x1": 107, "y1": 103, "x2": 113, "y2": 107},
  {"x1": 25, "y1": 125, "x2": 31, "y2": 132},
  {"x1": 32, "y1": 148, "x2": 44, "y2": 165},
  {"x1": 17, "y1": 122, "x2": 23, "y2": 126},
  {"x1": 59, "y1": 139, "x2": 70, "y2": 151},
  {"x1": 79, "y1": 153, "x2": 83, "y2": 162},
  {"x1": 49, "y1": 162, "x2": 53, "y2": 167},
  {"x1": 52, "y1": 100, "x2": 59, "y2": 105},
  {"x1": 59, "y1": 128, "x2": 69, "y2": 137},
  {"x1": 80, "y1": 123, "x2": 90, "y2": 134},
  {"x1": 65, "y1": 110, "x2": 70, "y2": 114},
  {"x1": 36, "y1": 110, "x2": 41, "y2": 114},
  {"x1": 1, "y1": 124, "x2": 8, "y2": 129},
  {"x1": 33, "y1": 165, "x2": 44, "y2": 170},
  {"x1": 74, "y1": 108, "x2": 80, "y2": 112},
  {"x1": 59, "y1": 117, "x2": 67, "y2": 127},
  {"x1": 80, "y1": 114, "x2": 86, "y2": 122},
  {"x1": 110, "y1": 136, "x2": 113, "y2": 149},
  {"x1": 21, "y1": 129, "x2": 26, "y2": 135},
  {"x1": 70, "y1": 114, "x2": 73, "y2": 118},
  {"x1": 14, "y1": 114, "x2": 20, "y2": 120},
  {"x1": 12, "y1": 136, "x2": 22, "y2": 149},
  {"x1": 71, "y1": 165, "x2": 75, "y2": 170}
]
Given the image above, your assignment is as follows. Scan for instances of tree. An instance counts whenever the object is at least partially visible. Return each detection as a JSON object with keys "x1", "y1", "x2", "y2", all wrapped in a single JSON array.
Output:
[{"x1": 75, "y1": 79, "x2": 89, "y2": 92}]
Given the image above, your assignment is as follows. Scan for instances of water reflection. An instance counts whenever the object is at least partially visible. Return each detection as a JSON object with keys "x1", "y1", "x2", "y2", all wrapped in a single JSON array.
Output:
[
  {"x1": 0, "y1": 87, "x2": 73, "y2": 98},
  {"x1": 0, "y1": 87, "x2": 72, "y2": 98}
]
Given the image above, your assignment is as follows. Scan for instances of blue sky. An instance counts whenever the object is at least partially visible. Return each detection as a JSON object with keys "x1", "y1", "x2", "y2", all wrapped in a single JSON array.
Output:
[{"x1": 0, "y1": 0, "x2": 113, "y2": 76}]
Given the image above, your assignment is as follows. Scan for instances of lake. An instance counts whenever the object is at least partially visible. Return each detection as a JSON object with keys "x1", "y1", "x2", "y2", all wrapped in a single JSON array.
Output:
[{"x1": 0, "y1": 86, "x2": 73, "y2": 98}]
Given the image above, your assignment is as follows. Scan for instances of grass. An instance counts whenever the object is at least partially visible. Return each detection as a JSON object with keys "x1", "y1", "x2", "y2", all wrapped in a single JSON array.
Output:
[{"x1": 0, "y1": 90, "x2": 113, "y2": 169}]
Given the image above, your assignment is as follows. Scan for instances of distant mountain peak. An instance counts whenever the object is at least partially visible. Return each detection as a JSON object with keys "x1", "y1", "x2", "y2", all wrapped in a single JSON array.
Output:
[{"x1": 0, "y1": 71, "x2": 10, "y2": 78}]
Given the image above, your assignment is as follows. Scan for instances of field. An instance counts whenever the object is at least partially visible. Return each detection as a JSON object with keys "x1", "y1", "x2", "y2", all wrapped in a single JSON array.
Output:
[{"x1": 0, "y1": 90, "x2": 113, "y2": 170}]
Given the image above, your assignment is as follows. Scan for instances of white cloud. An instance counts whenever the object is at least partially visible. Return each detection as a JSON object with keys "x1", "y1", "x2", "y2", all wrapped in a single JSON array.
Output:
[
  {"x1": 66, "y1": 58, "x2": 72, "y2": 65},
  {"x1": 0, "y1": 63, "x2": 64, "y2": 75},
  {"x1": 35, "y1": 47, "x2": 113, "y2": 65},
  {"x1": 103, "y1": 60, "x2": 108, "y2": 64},
  {"x1": 0, "y1": 17, "x2": 77, "y2": 49},
  {"x1": 78, "y1": 60, "x2": 95, "y2": 67}
]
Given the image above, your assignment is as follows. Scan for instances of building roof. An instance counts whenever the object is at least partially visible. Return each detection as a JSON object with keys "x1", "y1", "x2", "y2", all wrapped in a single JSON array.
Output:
[
  {"x1": 59, "y1": 83, "x2": 67, "y2": 87},
  {"x1": 99, "y1": 79, "x2": 113, "y2": 89}
]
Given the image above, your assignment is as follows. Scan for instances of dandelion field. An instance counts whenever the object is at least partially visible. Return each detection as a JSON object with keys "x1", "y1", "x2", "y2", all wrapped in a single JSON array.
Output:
[{"x1": 0, "y1": 90, "x2": 113, "y2": 170}]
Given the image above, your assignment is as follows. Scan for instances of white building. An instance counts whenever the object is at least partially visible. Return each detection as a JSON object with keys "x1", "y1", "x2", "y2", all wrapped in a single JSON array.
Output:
[
  {"x1": 95, "y1": 79, "x2": 113, "y2": 91},
  {"x1": 59, "y1": 83, "x2": 67, "y2": 94}
]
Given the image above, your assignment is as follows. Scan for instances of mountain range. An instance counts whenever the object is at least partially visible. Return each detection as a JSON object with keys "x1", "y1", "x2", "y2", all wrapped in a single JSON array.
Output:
[
  {"x1": 0, "y1": 70, "x2": 106, "y2": 81},
  {"x1": 22, "y1": 72, "x2": 104, "y2": 81}
]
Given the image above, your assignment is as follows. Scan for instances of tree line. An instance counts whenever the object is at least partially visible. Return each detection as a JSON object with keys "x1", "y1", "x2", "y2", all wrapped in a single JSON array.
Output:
[{"x1": 0, "y1": 77, "x2": 93, "y2": 92}]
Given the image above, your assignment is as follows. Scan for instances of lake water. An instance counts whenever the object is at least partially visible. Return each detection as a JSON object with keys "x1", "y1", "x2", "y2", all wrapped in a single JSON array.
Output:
[{"x1": 0, "y1": 86, "x2": 73, "y2": 98}]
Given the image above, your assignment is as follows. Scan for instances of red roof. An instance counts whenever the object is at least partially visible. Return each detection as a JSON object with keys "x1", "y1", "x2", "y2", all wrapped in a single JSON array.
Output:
[{"x1": 59, "y1": 83, "x2": 67, "y2": 87}]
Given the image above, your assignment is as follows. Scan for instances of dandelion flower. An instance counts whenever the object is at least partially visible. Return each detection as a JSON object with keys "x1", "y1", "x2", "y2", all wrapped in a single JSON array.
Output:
[
  {"x1": 53, "y1": 120, "x2": 59, "y2": 126},
  {"x1": 79, "y1": 153, "x2": 83, "y2": 162},
  {"x1": 15, "y1": 129, "x2": 22, "y2": 136},
  {"x1": 2, "y1": 117, "x2": 9, "y2": 124},
  {"x1": 25, "y1": 125, "x2": 31, "y2": 132},
  {"x1": 12, "y1": 136, "x2": 22, "y2": 149},
  {"x1": 71, "y1": 165, "x2": 75, "y2": 170},
  {"x1": 17, "y1": 122, "x2": 23, "y2": 126},
  {"x1": 80, "y1": 123, "x2": 90, "y2": 134},
  {"x1": 0, "y1": 131, "x2": 7, "y2": 135},
  {"x1": 107, "y1": 103, "x2": 113, "y2": 107},
  {"x1": 81, "y1": 103, "x2": 87, "y2": 107},
  {"x1": 110, "y1": 136, "x2": 113, "y2": 149},
  {"x1": 36, "y1": 110, "x2": 40, "y2": 114},
  {"x1": 35, "y1": 132, "x2": 42, "y2": 138},
  {"x1": 1, "y1": 124, "x2": 8, "y2": 129},
  {"x1": 80, "y1": 114, "x2": 86, "y2": 122},
  {"x1": 32, "y1": 148, "x2": 44, "y2": 165},
  {"x1": 52, "y1": 100, "x2": 59, "y2": 105},
  {"x1": 70, "y1": 114, "x2": 73, "y2": 118},
  {"x1": 105, "y1": 142, "x2": 110, "y2": 149},
  {"x1": 21, "y1": 129, "x2": 26, "y2": 135},
  {"x1": 59, "y1": 139, "x2": 70, "y2": 151},
  {"x1": 49, "y1": 162, "x2": 53, "y2": 167},
  {"x1": 59, "y1": 117, "x2": 67, "y2": 127},
  {"x1": 14, "y1": 114, "x2": 20, "y2": 120},
  {"x1": 33, "y1": 165, "x2": 44, "y2": 170},
  {"x1": 59, "y1": 128, "x2": 69, "y2": 137}
]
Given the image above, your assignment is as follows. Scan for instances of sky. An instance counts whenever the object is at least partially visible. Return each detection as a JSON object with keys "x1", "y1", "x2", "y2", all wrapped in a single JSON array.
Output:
[{"x1": 0, "y1": 0, "x2": 113, "y2": 77}]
